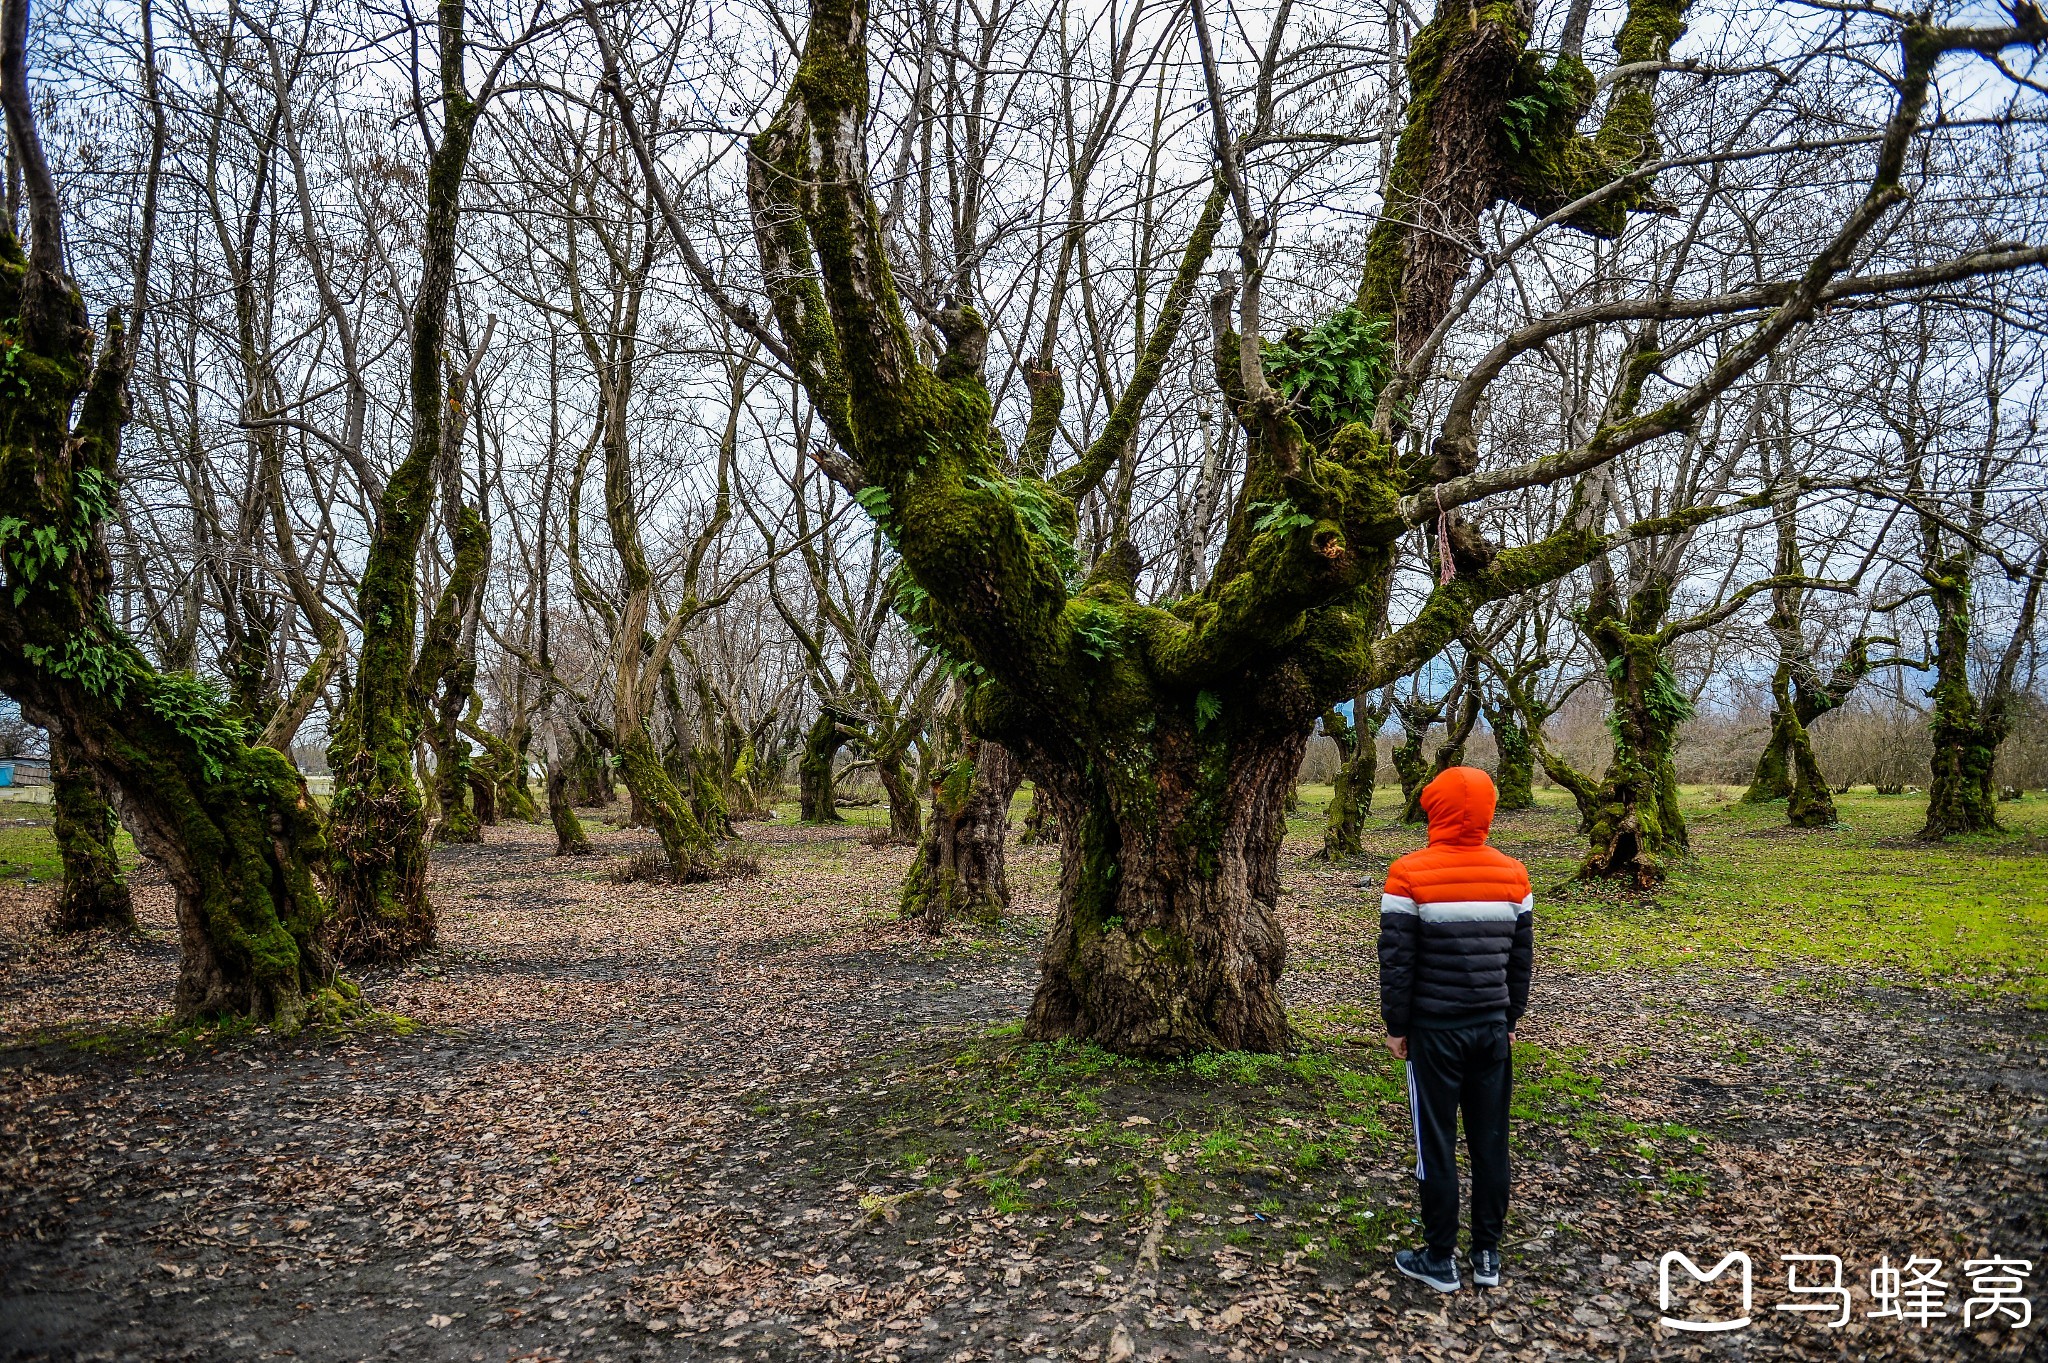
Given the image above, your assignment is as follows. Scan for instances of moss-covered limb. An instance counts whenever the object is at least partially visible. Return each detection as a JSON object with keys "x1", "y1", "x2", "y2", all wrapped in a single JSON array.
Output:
[
  {"x1": 545, "y1": 751, "x2": 593, "y2": 856},
  {"x1": 1500, "y1": 0, "x2": 1687, "y2": 236},
  {"x1": 48, "y1": 730, "x2": 134, "y2": 933},
  {"x1": 1148, "y1": 428, "x2": 1408, "y2": 689},
  {"x1": 1356, "y1": 0, "x2": 1686, "y2": 353},
  {"x1": 461, "y1": 713, "x2": 540, "y2": 822},
  {"x1": 326, "y1": 0, "x2": 483, "y2": 959},
  {"x1": 1017, "y1": 364, "x2": 1064, "y2": 479},
  {"x1": 1356, "y1": 0, "x2": 1532, "y2": 354},
  {"x1": 1050, "y1": 182, "x2": 1225, "y2": 502}
]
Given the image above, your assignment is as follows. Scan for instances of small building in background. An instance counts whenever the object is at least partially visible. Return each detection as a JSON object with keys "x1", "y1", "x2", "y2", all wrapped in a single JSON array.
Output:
[{"x1": 0, "y1": 758, "x2": 49, "y2": 788}]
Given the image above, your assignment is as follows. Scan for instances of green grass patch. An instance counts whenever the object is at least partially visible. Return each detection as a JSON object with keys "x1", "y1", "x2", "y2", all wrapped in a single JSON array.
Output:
[
  {"x1": 1316, "y1": 783, "x2": 2047, "y2": 1006},
  {"x1": 1541, "y1": 791, "x2": 2048, "y2": 1004},
  {"x1": 0, "y1": 798, "x2": 139, "y2": 886},
  {"x1": 788, "y1": 1009, "x2": 1710, "y2": 1270}
]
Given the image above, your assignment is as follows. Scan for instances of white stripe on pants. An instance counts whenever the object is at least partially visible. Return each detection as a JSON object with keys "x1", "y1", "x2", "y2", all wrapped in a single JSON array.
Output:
[{"x1": 1406, "y1": 1059, "x2": 1426, "y2": 1181}]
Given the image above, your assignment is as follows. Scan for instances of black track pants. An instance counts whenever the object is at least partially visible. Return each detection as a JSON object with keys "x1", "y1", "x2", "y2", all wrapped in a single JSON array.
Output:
[{"x1": 1405, "y1": 1020, "x2": 1512, "y2": 1253}]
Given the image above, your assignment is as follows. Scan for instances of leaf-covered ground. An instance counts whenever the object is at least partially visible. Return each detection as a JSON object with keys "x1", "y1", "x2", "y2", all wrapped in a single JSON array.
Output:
[{"x1": 0, "y1": 788, "x2": 2042, "y2": 1362}]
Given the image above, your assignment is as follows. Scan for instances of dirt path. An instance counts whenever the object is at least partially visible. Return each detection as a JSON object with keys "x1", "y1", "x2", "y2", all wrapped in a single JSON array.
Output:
[{"x1": 1, "y1": 817, "x2": 2041, "y2": 1362}]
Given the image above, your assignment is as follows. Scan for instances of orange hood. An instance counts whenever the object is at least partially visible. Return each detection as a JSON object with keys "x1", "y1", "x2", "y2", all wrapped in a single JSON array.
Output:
[{"x1": 1420, "y1": 766, "x2": 1497, "y2": 848}]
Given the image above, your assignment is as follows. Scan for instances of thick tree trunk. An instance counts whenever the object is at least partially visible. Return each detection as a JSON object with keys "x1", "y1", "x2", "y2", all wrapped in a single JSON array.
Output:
[
  {"x1": 1923, "y1": 708, "x2": 2002, "y2": 838},
  {"x1": 1487, "y1": 699, "x2": 1535, "y2": 811},
  {"x1": 0, "y1": 71, "x2": 337, "y2": 1023},
  {"x1": 1019, "y1": 784, "x2": 1058, "y2": 845},
  {"x1": 546, "y1": 757, "x2": 593, "y2": 856},
  {"x1": 1581, "y1": 648, "x2": 1689, "y2": 885},
  {"x1": 798, "y1": 711, "x2": 847, "y2": 823},
  {"x1": 466, "y1": 767, "x2": 499, "y2": 826},
  {"x1": 903, "y1": 738, "x2": 1021, "y2": 931},
  {"x1": 1021, "y1": 726, "x2": 1298, "y2": 1059},
  {"x1": 1783, "y1": 712, "x2": 1837, "y2": 828},
  {"x1": 47, "y1": 732, "x2": 134, "y2": 932},
  {"x1": 614, "y1": 728, "x2": 713, "y2": 868},
  {"x1": 1920, "y1": 571, "x2": 2005, "y2": 838},
  {"x1": 876, "y1": 746, "x2": 922, "y2": 843}
]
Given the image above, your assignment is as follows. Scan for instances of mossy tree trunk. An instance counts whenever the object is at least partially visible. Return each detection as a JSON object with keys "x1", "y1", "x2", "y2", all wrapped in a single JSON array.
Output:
[
  {"x1": 545, "y1": 747, "x2": 593, "y2": 856},
  {"x1": 743, "y1": 0, "x2": 1975, "y2": 1051},
  {"x1": 419, "y1": 505, "x2": 488, "y2": 845},
  {"x1": 1391, "y1": 695, "x2": 1444, "y2": 822},
  {"x1": 1740, "y1": 488, "x2": 1885, "y2": 827},
  {"x1": 48, "y1": 730, "x2": 134, "y2": 932},
  {"x1": 1918, "y1": 543, "x2": 2043, "y2": 837},
  {"x1": 903, "y1": 730, "x2": 1021, "y2": 932},
  {"x1": 798, "y1": 709, "x2": 850, "y2": 823},
  {"x1": 1017, "y1": 706, "x2": 1306, "y2": 1056},
  {"x1": 1581, "y1": 625, "x2": 1690, "y2": 885},
  {"x1": 0, "y1": 25, "x2": 334, "y2": 1023},
  {"x1": 326, "y1": 0, "x2": 484, "y2": 962},
  {"x1": 567, "y1": 726, "x2": 613, "y2": 806},
  {"x1": 875, "y1": 743, "x2": 922, "y2": 843},
  {"x1": 1483, "y1": 693, "x2": 1535, "y2": 810},
  {"x1": 1319, "y1": 686, "x2": 1391, "y2": 858},
  {"x1": 466, "y1": 767, "x2": 498, "y2": 825},
  {"x1": 1019, "y1": 783, "x2": 1058, "y2": 845}
]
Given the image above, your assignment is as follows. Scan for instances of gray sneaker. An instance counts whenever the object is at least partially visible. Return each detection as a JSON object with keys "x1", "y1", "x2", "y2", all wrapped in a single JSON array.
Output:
[
  {"x1": 1395, "y1": 1247, "x2": 1461, "y2": 1293},
  {"x1": 1470, "y1": 1247, "x2": 1502, "y2": 1287}
]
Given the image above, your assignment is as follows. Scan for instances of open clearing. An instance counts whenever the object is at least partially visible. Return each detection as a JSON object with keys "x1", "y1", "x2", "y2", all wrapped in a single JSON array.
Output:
[{"x1": 2, "y1": 789, "x2": 2043, "y2": 1362}]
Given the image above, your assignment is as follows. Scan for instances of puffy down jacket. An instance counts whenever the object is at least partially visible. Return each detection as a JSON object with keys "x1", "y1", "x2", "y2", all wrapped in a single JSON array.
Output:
[{"x1": 1377, "y1": 766, "x2": 1533, "y2": 1034}]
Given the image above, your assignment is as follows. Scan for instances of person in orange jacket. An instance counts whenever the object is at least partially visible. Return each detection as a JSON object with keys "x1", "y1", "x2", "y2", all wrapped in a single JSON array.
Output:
[{"x1": 1378, "y1": 765, "x2": 1533, "y2": 1293}]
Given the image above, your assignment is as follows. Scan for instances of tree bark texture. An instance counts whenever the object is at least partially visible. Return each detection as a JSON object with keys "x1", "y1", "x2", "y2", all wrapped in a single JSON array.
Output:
[
  {"x1": 546, "y1": 755, "x2": 593, "y2": 856},
  {"x1": 0, "y1": 200, "x2": 334, "y2": 1024},
  {"x1": 902, "y1": 737, "x2": 1021, "y2": 931},
  {"x1": 798, "y1": 710, "x2": 848, "y2": 823},
  {"x1": 48, "y1": 731, "x2": 134, "y2": 932},
  {"x1": 325, "y1": 0, "x2": 483, "y2": 962},
  {"x1": 1483, "y1": 694, "x2": 1535, "y2": 811}
]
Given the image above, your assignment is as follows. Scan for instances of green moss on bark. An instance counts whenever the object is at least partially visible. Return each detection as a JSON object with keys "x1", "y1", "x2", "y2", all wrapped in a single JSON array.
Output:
[
  {"x1": 48, "y1": 732, "x2": 133, "y2": 932},
  {"x1": 325, "y1": 0, "x2": 483, "y2": 962}
]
